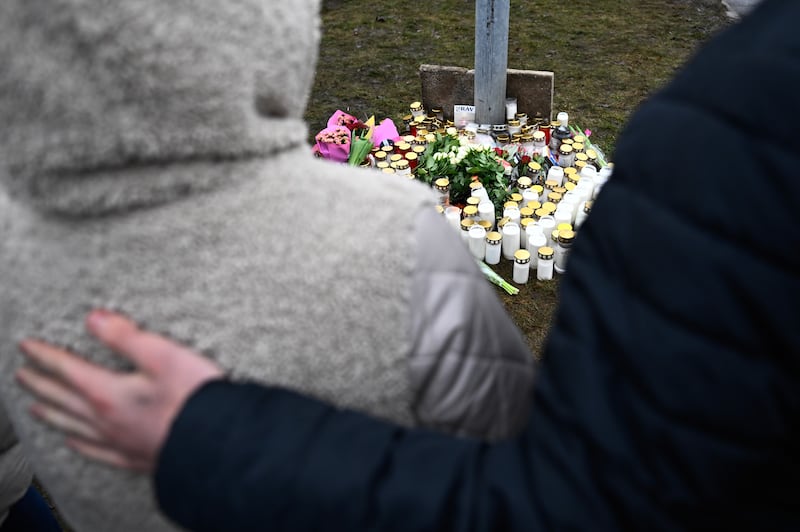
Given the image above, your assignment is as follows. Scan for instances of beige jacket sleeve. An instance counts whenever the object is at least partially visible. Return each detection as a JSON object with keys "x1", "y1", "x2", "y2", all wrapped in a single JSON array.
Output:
[{"x1": 408, "y1": 208, "x2": 536, "y2": 441}]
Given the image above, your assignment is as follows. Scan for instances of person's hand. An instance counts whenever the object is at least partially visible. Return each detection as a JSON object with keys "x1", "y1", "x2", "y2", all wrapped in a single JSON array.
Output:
[{"x1": 16, "y1": 309, "x2": 224, "y2": 473}]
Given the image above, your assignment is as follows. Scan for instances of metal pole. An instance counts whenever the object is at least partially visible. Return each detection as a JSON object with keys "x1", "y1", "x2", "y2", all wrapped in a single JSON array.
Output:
[{"x1": 474, "y1": 0, "x2": 510, "y2": 125}]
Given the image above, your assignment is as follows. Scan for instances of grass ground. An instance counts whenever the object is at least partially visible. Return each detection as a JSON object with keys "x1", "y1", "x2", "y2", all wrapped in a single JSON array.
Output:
[{"x1": 310, "y1": 0, "x2": 731, "y2": 358}]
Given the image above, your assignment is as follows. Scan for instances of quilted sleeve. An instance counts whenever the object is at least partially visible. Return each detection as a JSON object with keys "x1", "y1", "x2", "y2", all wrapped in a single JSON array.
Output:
[{"x1": 407, "y1": 207, "x2": 536, "y2": 441}]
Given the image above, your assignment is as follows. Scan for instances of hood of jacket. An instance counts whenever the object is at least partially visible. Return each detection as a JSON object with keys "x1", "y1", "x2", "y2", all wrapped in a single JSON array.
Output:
[{"x1": 0, "y1": 0, "x2": 321, "y2": 216}]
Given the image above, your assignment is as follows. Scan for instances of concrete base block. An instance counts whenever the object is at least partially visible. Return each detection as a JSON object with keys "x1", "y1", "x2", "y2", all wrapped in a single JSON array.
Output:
[{"x1": 419, "y1": 64, "x2": 554, "y2": 124}]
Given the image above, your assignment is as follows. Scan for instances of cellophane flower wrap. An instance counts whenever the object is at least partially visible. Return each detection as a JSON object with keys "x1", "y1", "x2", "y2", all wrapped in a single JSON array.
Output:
[
  {"x1": 371, "y1": 118, "x2": 400, "y2": 147},
  {"x1": 313, "y1": 125, "x2": 351, "y2": 163},
  {"x1": 314, "y1": 110, "x2": 403, "y2": 166},
  {"x1": 313, "y1": 110, "x2": 361, "y2": 163}
]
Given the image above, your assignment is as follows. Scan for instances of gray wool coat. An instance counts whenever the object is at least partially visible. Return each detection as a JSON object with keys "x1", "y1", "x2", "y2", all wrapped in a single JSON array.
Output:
[{"x1": 0, "y1": 0, "x2": 535, "y2": 530}]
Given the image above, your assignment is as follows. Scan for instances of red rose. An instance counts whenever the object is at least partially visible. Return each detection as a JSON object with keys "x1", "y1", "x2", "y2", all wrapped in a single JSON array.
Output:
[{"x1": 345, "y1": 120, "x2": 368, "y2": 132}]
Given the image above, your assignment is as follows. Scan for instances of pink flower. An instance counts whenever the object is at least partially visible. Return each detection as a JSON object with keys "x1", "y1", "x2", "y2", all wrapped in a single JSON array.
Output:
[
  {"x1": 314, "y1": 125, "x2": 351, "y2": 163},
  {"x1": 327, "y1": 110, "x2": 359, "y2": 130}
]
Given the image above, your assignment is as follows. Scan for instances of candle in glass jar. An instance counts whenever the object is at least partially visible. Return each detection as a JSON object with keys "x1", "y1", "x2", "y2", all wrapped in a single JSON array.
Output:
[
  {"x1": 478, "y1": 201, "x2": 495, "y2": 226},
  {"x1": 537, "y1": 246, "x2": 555, "y2": 280},
  {"x1": 554, "y1": 230, "x2": 576, "y2": 274},
  {"x1": 468, "y1": 225, "x2": 487, "y2": 260},
  {"x1": 554, "y1": 207, "x2": 572, "y2": 229},
  {"x1": 579, "y1": 165, "x2": 598, "y2": 185},
  {"x1": 485, "y1": 231, "x2": 502, "y2": 265},
  {"x1": 445, "y1": 206, "x2": 461, "y2": 232},
  {"x1": 522, "y1": 188, "x2": 538, "y2": 206},
  {"x1": 470, "y1": 181, "x2": 491, "y2": 203},
  {"x1": 405, "y1": 152, "x2": 418, "y2": 171},
  {"x1": 578, "y1": 175, "x2": 595, "y2": 199},
  {"x1": 505, "y1": 98, "x2": 518, "y2": 121},
  {"x1": 532, "y1": 131, "x2": 547, "y2": 156},
  {"x1": 503, "y1": 206, "x2": 521, "y2": 226},
  {"x1": 502, "y1": 222, "x2": 521, "y2": 260},
  {"x1": 558, "y1": 144, "x2": 575, "y2": 168},
  {"x1": 513, "y1": 249, "x2": 531, "y2": 284},
  {"x1": 460, "y1": 218, "x2": 475, "y2": 245},
  {"x1": 434, "y1": 178, "x2": 450, "y2": 206},
  {"x1": 520, "y1": 217, "x2": 534, "y2": 249},
  {"x1": 462, "y1": 205, "x2": 479, "y2": 222},
  {"x1": 541, "y1": 202, "x2": 557, "y2": 216},
  {"x1": 393, "y1": 159, "x2": 411, "y2": 178},
  {"x1": 410, "y1": 101, "x2": 425, "y2": 119},
  {"x1": 560, "y1": 191, "x2": 580, "y2": 220},
  {"x1": 575, "y1": 200, "x2": 592, "y2": 228},
  {"x1": 547, "y1": 166, "x2": 565, "y2": 187},
  {"x1": 540, "y1": 122, "x2": 552, "y2": 146},
  {"x1": 527, "y1": 228, "x2": 547, "y2": 268},
  {"x1": 539, "y1": 215, "x2": 556, "y2": 247}
]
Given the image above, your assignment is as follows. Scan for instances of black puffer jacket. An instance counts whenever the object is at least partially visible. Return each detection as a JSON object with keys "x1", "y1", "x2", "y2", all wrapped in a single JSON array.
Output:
[{"x1": 155, "y1": 1, "x2": 800, "y2": 530}]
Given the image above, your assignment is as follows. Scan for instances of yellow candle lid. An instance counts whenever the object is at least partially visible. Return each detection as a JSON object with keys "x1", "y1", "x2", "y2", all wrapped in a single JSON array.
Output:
[
  {"x1": 486, "y1": 231, "x2": 502, "y2": 243},
  {"x1": 514, "y1": 249, "x2": 531, "y2": 263}
]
